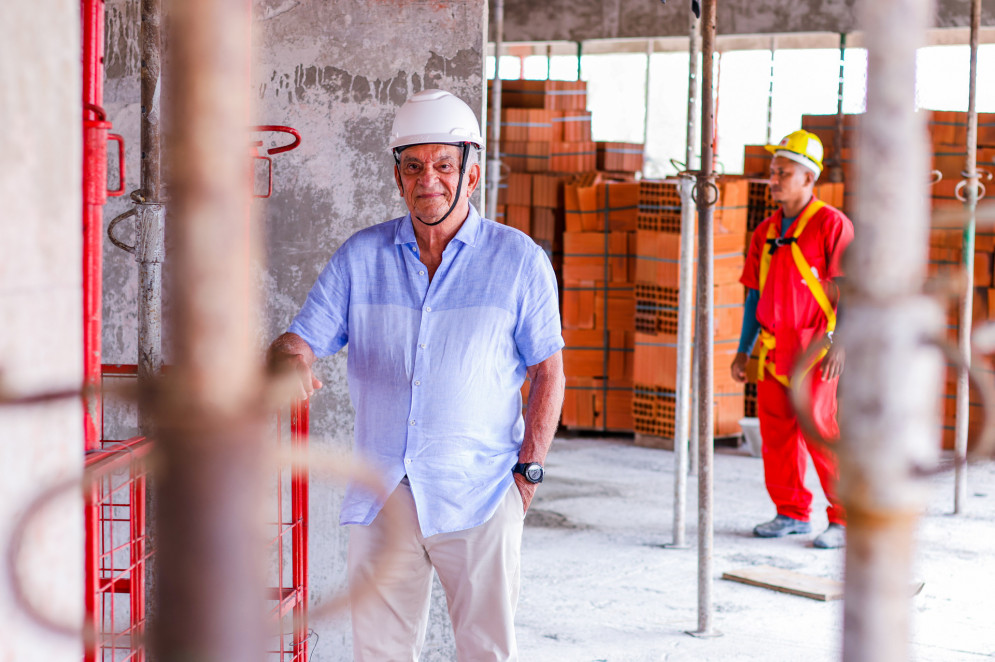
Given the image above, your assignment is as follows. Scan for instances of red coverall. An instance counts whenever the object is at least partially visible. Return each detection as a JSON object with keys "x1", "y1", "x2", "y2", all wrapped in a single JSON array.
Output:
[{"x1": 740, "y1": 198, "x2": 854, "y2": 525}]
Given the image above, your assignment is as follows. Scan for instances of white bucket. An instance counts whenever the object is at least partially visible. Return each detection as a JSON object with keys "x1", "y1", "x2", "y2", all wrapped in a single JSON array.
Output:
[{"x1": 738, "y1": 417, "x2": 763, "y2": 458}]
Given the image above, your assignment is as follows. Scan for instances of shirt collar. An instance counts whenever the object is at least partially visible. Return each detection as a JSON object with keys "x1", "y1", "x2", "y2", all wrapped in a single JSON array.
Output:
[{"x1": 394, "y1": 203, "x2": 482, "y2": 248}]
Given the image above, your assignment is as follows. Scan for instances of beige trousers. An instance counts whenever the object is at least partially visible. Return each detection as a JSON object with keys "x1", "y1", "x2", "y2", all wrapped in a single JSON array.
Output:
[{"x1": 348, "y1": 479, "x2": 525, "y2": 662}]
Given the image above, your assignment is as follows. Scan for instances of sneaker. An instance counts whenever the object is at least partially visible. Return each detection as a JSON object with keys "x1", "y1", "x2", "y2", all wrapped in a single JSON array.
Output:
[
  {"x1": 813, "y1": 523, "x2": 846, "y2": 549},
  {"x1": 753, "y1": 514, "x2": 812, "y2": 538}
]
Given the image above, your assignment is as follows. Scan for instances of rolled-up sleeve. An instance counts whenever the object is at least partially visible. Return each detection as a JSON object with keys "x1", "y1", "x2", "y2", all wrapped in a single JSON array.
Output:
[
  {"x1": 514, "y1": 246, "x2": 564, "y2": 366},
  {"x1": 287, "y1": 251, "x2": 350, "y2": 357}
]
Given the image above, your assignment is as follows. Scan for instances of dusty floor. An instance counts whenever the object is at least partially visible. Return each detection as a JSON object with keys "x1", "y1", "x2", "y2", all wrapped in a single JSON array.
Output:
[{"x1": 508, "y1": 435, "x2": 995, "y2": 662}]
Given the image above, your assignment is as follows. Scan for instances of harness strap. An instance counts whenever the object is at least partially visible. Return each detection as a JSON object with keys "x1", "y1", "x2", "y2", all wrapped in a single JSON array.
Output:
[{"x1": 757, "y1": 199, "x2": 834, "y2": 385}]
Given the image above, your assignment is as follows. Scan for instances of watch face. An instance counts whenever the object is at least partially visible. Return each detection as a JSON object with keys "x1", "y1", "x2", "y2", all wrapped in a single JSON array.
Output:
[{"x1": 525, "y1": 464, "x2": 544, "y2": 483}]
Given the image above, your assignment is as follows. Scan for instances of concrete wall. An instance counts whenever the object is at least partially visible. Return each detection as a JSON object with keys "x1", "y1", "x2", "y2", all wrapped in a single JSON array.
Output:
[
  {"x1": 102, "y1": 1, "x2": 486, "y2": 659},
  {"x1": 0, "y1": 2, "x2": 84, "y2": 662},
  {"x1": 496, "y1": 0, "x2": 995, "y2": 42}
]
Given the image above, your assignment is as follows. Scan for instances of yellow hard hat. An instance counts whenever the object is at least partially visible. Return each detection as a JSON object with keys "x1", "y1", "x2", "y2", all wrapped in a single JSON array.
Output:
[{"x1": 765, "y1": 130, "x2": 824, "y2": 175}]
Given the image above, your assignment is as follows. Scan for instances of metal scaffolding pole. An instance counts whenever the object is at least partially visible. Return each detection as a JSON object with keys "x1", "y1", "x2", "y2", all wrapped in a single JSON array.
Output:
[
  {"x1": 485, "y1": 0, "x2": 504, "y2": 222},
  {"x1": 642, "y1": 40, "x2": 653, "y2": 150},
  {"x1": 841, "y1": 0, "x2": 943, "y2": 660},
  {"x1": 137, "y1": 0, "x2": 165, "y2": 407},
  {"x1": 670, "y1": 9, "x2": 700, "y2": 550},
  {"x1": 765, "y1": 37, "x2": 775, "y2": 145},
  {"x1": 829, "y1": 33, "x2": 847, "y2": 184},
  {"x1": 139, "y1": 0, "x2": 164, "y2": 651},
  {"x1": 690, "y1": 0, "x2": 718, "y2": 639},
  {"x1": 954, "y1": 0, "x2": 982, "y2": 514},
  {"x1": 153, "y1": 0, "x2": 268, "y2": 660}
]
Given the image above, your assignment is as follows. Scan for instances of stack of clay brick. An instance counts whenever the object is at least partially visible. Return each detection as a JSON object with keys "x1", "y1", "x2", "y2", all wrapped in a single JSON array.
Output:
[
  {"x1": 630, "y1": 177, "x2": 750, "y2": 447},
  {"x1": 559, "y1": 176, "x2": 642, "y2": 431},
  {"x1": 486, "y1": 79, "x2": 594, "y2": 270},
  {"x1": 923, "y1": 111, "x2": 995, "y2": 449},
  {"x1": 486, "y1": 79, "x2": 647, "y2": 432}
]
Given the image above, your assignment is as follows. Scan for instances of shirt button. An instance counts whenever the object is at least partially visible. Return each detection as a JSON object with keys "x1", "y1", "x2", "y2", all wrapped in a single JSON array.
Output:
[
  {"x1": 414, "y1": 380, "x2": 421, "y2": 386},
  {"x1": 418, "y1": 270, "x2": 425, "y2": 276},
  {"x1": 409, "y1": 419, "x2": 416, "y2": 426},
  {"x1": 419, "y1": 343, "x2": 426, "y2": 349},
  {"x1": 405, "y1": 458, "x2": 412, "y2": 465},
  {"x1": 424, "y1": 306, "x2": 431, "y2": 312}
]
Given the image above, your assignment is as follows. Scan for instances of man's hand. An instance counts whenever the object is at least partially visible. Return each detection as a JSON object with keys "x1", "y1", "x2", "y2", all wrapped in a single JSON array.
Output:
[
  {"x1": 730, "y1": 352, "x2": 749, "y2": 384},
  {"x1": 821, "y1": 343, "x2": 845, "y2": 381},
  {"x1": 514, "y1": 473, "x2": 538, "y2": 514},
  {"x1": 266, "y1": 332, "x2": 322, "y2": 399}
]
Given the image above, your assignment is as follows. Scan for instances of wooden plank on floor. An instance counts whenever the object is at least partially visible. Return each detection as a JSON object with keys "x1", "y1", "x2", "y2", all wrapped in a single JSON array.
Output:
[{"x1": 722, "y1": 565, "x2": 843, "y2": 602}]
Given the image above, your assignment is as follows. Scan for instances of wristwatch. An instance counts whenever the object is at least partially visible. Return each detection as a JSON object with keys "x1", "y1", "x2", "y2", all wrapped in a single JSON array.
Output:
[{"x1": 512, "y1": 462, "x2": 544, "y2": 484}]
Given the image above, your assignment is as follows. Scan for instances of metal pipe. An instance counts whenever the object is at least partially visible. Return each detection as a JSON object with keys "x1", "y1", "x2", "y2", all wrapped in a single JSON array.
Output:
[
  {"x1": 485, "y1": 0, "x2": 504, "y2": 222},
  {"x1": 81, "y1": 3, "x2": 106, "y2": 657},
  {"x1": 686, "y1": 22, "x2": 700, "y2": 171},
  {"x1": 954, "y1": 0, "x2": 982, "y2": 515},
  {"x1": 829, "y1": 33, "x2": 847, "y2": 184},
  {"x1": 765, "y1": 37, "x2": 775, "y2": 145},
  {"x1": 841, "y1": 0, "x2": 942, "y2": 659},
  {"x1": 153, "y1": 0, "x2": 267, "y2": 659},
  {"x1": 686, "y1": 7, "x2": 701, "y2": 476},
  {"x1": 576, "y1": 41, "x2": 583, "y2": 81},
  {"x1": 138, "y1": 0, "x2": 165, "y2": 651},
  {"x1": 138, "y1": 0, "x2": 164, "y2": 429},
  {"x1": 642, "y1": 40, "x2": 653, "y2": 151},
  {"x1": 670, "y1": 9, "x2": 701, "y2": 549},
  {"x1": 691, "y1": 0, "x2": 718, "y2": 638},
  {"x1": 81, "y1": 0, "x2": 105, "y2": 454},
  {"x1": 672, "y1": 179, "x2": 694, "y2": 548}
]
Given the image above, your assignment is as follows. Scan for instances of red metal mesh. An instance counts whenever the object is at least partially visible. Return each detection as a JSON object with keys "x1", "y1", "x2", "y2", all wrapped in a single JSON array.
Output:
[
  {"x1": 268, "y1": 400, "x2": 311, "y2": 661},
  {"x1": 86, "y1": 365, "x2": 310, "y2": 661}
]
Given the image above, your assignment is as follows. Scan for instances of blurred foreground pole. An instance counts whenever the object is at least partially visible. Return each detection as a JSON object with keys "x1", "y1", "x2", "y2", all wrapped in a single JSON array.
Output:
[
  {"x1": 841, "y1": 0, "x2": 943, "y2": 660},
  {"x1": 154, "y1": 0, "x2": 268, "y2": 660}
]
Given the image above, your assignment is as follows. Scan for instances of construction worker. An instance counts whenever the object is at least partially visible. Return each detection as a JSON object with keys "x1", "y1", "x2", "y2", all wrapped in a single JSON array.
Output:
[
  {"x1": 730, "y1": 130, "x2": 854, "y2": 550},
  {"x1": 266, "y1": 89, "x2": 565, "y2": 660}
]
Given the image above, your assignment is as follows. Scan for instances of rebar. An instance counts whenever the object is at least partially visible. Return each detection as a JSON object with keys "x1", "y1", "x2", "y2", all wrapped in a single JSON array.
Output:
[{"x1": 485, "y1": 0, "x2": 503, "y2": 222}]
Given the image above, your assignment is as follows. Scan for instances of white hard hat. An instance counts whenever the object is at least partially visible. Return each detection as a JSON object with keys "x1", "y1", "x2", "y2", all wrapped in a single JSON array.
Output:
[{"x1": 388, "y1": 89, "x2": 484, "y2": 154}]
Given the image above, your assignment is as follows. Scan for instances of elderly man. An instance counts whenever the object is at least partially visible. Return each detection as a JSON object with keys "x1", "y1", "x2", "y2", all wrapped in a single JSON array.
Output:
[
  {"x1": 731, "y1": 130, "x2": 854, "y2": 550},
  {"x1": 267, "y1": 89, "x2": 565, "y2": 660}
]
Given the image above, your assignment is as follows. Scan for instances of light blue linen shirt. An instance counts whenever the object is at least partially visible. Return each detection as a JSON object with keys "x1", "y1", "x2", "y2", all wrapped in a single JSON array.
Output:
[{"x1": 288, "y1": 204, "x2": 563, "y2": 536}]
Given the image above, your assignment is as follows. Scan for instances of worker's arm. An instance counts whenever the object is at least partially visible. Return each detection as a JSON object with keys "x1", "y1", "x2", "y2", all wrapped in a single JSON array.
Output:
[
  {"x1": 266, "y1": 332, "x2": 323, "y2": 399},
  {"x1": 731, "y1": 288, "x2": 761, "y2": 383},
  {"x1": 517, "y1": 350, "x2": 565, "y2": 513},
  {"x1": 822, "y1": 278, "x2": 845, "y2": 380}
]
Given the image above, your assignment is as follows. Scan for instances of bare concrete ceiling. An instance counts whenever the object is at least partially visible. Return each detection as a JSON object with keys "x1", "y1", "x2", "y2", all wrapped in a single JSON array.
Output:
[{"x1": 494, "y1": 0, "x2": 995, "y2": 43}]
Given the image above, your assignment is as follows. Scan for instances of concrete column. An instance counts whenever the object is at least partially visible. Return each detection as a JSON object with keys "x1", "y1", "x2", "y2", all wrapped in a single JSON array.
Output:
[{"x1": 0, "y1": 2, "x2": 84, "y2": 662}]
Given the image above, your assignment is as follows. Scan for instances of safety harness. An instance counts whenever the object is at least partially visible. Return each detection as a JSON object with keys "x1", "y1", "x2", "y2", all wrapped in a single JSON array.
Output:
[{"x1": 757, "y1": 198, "x2": 836, "y2": 386}]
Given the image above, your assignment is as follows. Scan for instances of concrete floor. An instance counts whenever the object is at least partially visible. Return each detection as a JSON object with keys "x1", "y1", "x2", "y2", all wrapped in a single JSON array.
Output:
[{"x1": 504, "y1": 435, "x2": 995, "y2": 662}]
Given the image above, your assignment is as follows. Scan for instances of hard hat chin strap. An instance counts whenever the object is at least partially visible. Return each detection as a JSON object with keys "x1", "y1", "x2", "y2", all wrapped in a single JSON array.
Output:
[{"x1": 409, "y1": 142, "x2": 471, "y2": 227}]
